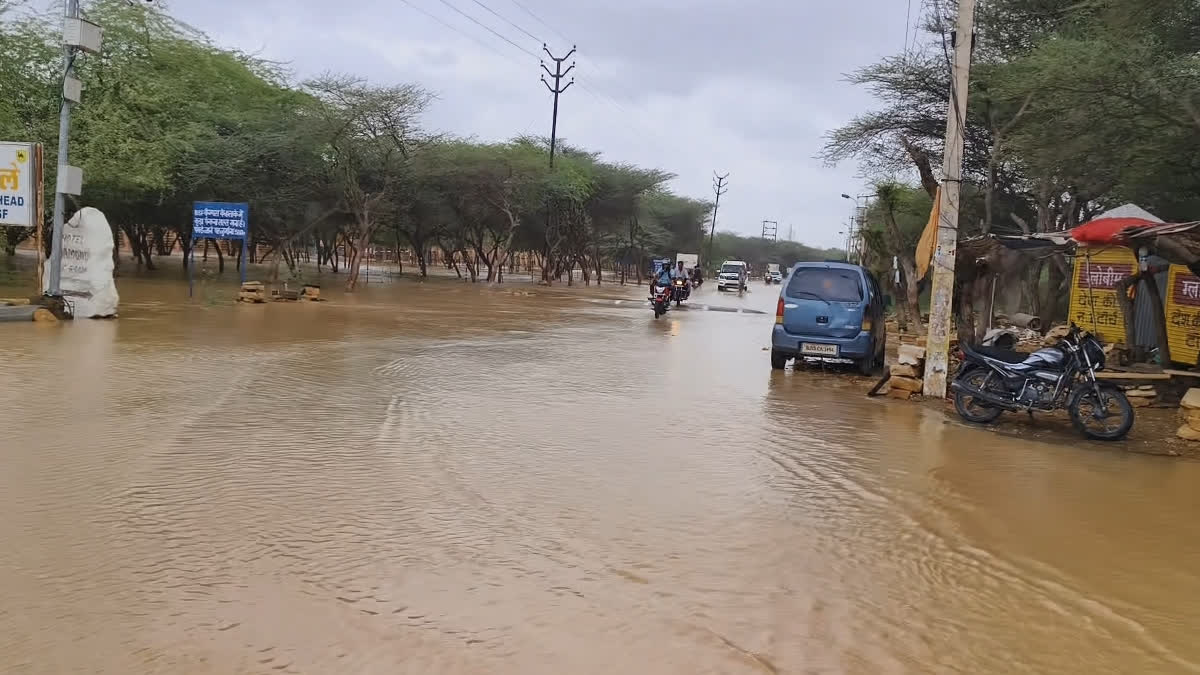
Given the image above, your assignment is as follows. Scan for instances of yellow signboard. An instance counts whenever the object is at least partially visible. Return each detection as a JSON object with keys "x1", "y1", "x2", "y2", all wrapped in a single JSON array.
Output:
[
  {"x1": 1165, "y1": 265, "x2": 1200, "y2": 367},
  {"x1": 1068, "y1": 247, "x2": 1136, "y2": 346}
]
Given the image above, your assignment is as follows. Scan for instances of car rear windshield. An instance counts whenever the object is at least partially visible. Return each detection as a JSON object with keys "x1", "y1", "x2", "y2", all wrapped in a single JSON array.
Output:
[
  {"x1": 786, "y1": 267, "x2": 863, "y2": 303},
  {"x1": 720, "y1": 264, "x2": 743, "y2": 274}
]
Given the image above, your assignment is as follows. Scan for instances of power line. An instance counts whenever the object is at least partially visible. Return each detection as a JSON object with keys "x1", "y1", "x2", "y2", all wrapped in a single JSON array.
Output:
[
  {"x1": 468, "y1": 0, "x2": 541, "y2": 42},
  {"x1": 396, "y1": 0, "x2": 528, "y2": 67},
  {"x1": 398, "y1": 0, "x2": 677, "y2": 163},
  {"x1": 504, "y1": 0, "x2": 570, "y2": 44},
  {"x1": 435, "y1": 0, "x2": 539, "y2": 58},
  {"x1": 497, "y1": 0, "x2": 646, "y2": 112}
]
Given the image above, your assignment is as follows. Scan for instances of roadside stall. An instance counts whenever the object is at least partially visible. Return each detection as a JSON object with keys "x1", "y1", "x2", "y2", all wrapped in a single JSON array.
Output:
[{"x1": 998, "y1": 204, "x2": 1200, "y2": 371}]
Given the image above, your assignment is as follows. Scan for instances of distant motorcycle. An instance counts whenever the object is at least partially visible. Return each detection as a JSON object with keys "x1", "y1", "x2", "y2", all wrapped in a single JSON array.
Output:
[{"x1": 950, "y1": 323, "x2": 1133, "y2": 440}]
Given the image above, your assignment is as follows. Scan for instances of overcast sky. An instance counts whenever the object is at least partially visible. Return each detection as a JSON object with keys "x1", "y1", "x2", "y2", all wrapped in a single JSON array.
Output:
[{"x1": 169, "y1": 0, "x2": 914, "y2": 249}]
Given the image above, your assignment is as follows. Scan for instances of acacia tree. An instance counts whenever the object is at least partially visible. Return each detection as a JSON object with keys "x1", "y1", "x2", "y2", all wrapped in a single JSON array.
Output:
[
  {"x1": 823, "y1": 0, "x2": 1200, "y2": 338},
  {"x1": 306, "y1": 75, "x2": 433, "y2": 290},
  {"x1": 0, "y1": 11, "x2": 58, "y2": 257}
]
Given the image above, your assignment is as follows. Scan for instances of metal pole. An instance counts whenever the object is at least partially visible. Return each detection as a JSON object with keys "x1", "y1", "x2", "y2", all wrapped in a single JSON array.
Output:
[
  {"x1": 47, "y1": 0, "x2": 80, "y2": 297},
  {"x1": 923, "y1": 0, "x2": 977, "y2": 398},
  {"x1": 541, "y1": 45, "x2": 575, "y2": 169},
  {"x1": 34, "y1": 144, "x2": 45, "y2": 291},
  {"x1": 240, "y1": 237, "x2": 247, "y2": 285},
  {"x1": 188, "y1": 238, "x2": 195, "y2": 298},
  {"x1": 841, "y1": 193, "x2": 859, "y2": 264},
  {"x1": 705, "y1": 172, "x2": 729, "y2": 269}
]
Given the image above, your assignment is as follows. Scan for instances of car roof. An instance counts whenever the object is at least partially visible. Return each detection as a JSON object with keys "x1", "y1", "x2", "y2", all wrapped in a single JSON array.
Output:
[{"x1": 790, "y1": 261, "x2": 864, "y2": 272}]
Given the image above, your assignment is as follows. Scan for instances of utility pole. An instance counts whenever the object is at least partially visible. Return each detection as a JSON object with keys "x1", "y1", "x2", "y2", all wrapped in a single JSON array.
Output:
[
  {"x1": 923, "y1": 0, "x2": 977, "y2": 398},
  {"x1": 761, "y1": 220, "x2": 778, "y2": 242},
  {"x1": 705, "y1": 172, "x2": 729, "y2": 269},
  {"x1": 47, "y1": 0, "x2": 97, "y2": 299},
  {"x1": 540, "y1": 44, "x2": 575, "y2": 168}
]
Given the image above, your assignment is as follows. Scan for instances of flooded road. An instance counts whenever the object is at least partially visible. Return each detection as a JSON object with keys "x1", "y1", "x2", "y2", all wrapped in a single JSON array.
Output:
[{"x1": 2, "y1": 274, "x2": 1200, "y2": 673}]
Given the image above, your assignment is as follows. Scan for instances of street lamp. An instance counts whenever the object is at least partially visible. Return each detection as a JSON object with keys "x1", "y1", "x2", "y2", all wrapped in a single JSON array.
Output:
[{"x1": 840, "y1": 192, "x2": 873, "y2": 264}]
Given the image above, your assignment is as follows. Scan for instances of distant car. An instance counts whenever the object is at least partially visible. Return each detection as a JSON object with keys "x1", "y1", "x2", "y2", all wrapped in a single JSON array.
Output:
[
  {"x1": 716, "y1": 260, "x2": 748, "y2": 292},
  {"x1": 770, "y1": 261, "x2": 886, "y2": 374},
  {"x1": 766, "y1": 270, "x2": 783, "y2": 284}
]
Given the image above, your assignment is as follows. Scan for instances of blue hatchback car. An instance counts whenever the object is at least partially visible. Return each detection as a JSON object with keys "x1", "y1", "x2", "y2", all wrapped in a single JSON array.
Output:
[{"x1": 771, "y1": 262, "x2": 886, "y2": 374}]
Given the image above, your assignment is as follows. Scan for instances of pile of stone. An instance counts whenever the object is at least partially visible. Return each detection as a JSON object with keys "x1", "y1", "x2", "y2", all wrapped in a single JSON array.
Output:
[
  {"x1": 237, "y1": 281, "x2": 266, "y2": 303},
  {"x1": 1043, "y1": 324, "x2": 1071, "y2": 345},
  {"x1": 1178, "y1": 389, "x2": 1200, "y2": 441},
  {"x1": 1123, "y1": 385, "x2": 1158, "y2": 408},
  {"x1": 887, "y1": 344, "x2": 927, "y2": 401},
  {"x1": 300, "y1": 284, "x2": 324, "y2": 301}
]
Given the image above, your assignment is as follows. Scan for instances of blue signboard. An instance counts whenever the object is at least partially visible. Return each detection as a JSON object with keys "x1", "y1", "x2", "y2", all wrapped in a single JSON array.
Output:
[
  {"x1": 192, "y1": 201, "x2": 248, "y2": 239},
  {"x1": 190, "y1": 201, "x2": 250, "y2": 296}
]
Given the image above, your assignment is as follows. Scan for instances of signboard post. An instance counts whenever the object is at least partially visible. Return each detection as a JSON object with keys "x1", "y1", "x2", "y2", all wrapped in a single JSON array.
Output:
[{"x1": 190, "y1": 201, "x2": 249, "y2": 297}]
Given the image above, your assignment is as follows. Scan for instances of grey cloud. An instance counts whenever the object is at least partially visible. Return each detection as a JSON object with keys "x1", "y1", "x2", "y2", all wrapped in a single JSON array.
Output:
[{"x1": 167, "y1": 0, "x2": 911, "y2": 246}]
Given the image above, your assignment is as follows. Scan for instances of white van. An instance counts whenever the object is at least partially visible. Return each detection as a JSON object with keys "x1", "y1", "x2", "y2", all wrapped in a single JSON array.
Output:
[{"x1": 717, "y1": 260, "x2": 748, "y2": 292}]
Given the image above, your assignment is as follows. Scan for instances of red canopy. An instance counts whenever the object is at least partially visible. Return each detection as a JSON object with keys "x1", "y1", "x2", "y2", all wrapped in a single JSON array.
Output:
[{"x1": 1070, "y1": 217, "x2": 1156, "y2": 246}]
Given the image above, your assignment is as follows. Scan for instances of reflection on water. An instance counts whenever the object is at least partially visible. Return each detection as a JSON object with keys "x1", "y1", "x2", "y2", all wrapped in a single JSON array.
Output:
[{"x1": 1, "y1": 275, "x2": 1199, "y2": 673}]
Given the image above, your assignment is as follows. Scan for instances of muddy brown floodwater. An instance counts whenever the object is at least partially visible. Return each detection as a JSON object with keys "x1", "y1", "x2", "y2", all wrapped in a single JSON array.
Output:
[{"x1": 2, "y1": 273, "x2": 1200, "y2": 674}]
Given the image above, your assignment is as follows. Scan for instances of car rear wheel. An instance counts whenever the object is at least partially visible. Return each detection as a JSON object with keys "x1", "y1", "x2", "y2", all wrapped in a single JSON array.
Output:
[{"x1": 770, "y1": 350, "x2": 788, "y2": 370}]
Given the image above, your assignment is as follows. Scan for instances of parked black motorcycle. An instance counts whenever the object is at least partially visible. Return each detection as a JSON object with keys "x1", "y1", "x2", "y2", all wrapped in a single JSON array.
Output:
[{"x1": 949, "y1": 323, "x2": 1134, "y2": 441}]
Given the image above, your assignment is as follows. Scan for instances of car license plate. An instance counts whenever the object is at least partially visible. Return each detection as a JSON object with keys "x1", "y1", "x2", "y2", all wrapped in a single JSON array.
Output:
[{"x1": 800, "y1": 342, "x2": 839, "y2": 357}]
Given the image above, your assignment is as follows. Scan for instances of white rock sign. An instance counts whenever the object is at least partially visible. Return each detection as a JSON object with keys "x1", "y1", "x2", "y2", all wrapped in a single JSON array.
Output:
[{"x1": 44, "y1": 206, "x2": 119, "y2": 318}]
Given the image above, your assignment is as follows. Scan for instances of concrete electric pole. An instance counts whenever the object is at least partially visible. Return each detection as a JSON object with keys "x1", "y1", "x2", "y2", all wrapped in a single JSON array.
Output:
[
  {"x1": 540, "y1": 44, "x2": 575, "y2": 168},
  {"x1": 923, "y1": 0, "x2": 977, "y2": 398},
  {"x1": 705, "y1": 172, "x2": 729, "y2": 269}
]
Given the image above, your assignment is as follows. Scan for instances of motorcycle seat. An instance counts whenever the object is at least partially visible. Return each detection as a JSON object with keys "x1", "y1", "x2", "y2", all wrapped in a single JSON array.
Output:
[{"x1": 966, "y1": 344, "x2": 1029, "y2": 364}]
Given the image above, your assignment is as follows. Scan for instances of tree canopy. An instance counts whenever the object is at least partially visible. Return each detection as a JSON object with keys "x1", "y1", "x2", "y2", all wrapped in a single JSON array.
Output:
[
  {"x1": 823, "y1": 0, "x2": 1200, "y2": 334},
  {"x1": 0, "y1": 0, "x2": 833, "y2": 288}
]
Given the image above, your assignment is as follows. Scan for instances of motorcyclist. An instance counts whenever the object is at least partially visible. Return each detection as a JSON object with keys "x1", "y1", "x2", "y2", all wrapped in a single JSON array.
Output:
[
  {"x1": 671, "y1": 261, "x2": 690, "y2": 301},
  {"x1": 650, "y1": 262, "x2": 673, "y2": 298},
  {"x1": 691, "y1": 265, "x2": 704, "y2": 287}
]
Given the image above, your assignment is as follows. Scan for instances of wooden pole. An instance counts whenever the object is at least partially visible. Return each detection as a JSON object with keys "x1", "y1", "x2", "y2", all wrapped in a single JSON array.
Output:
[{"x1": 923, "y1": 0, "x2": 977, "y2": 398}]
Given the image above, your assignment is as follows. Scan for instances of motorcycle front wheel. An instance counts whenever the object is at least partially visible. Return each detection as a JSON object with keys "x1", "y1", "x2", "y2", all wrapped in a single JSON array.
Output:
[
  {"x1": 952, "y1": 366, "x2": 1004, "y2": 424},
  {"x1": 1068, "y1": 384, "x2": 1134, "y2": 441}
]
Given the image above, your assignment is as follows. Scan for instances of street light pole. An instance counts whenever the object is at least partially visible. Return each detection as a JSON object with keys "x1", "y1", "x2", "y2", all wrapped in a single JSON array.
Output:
[{"x1": 841, "y1": 193, "x2": 872, "y2": 264}]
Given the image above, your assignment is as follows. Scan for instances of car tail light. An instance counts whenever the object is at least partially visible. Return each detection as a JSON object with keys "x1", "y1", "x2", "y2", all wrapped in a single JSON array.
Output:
[{"x1": 776, "y1": 297, "x2": 784, "y2": 324}]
